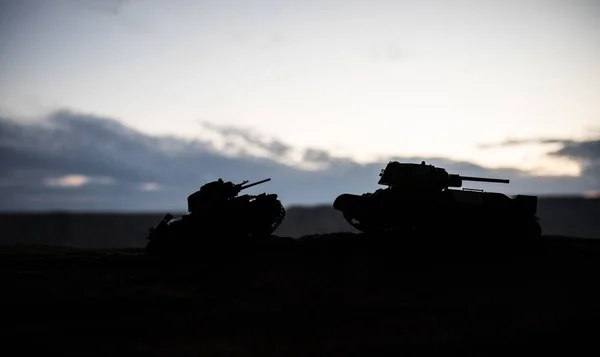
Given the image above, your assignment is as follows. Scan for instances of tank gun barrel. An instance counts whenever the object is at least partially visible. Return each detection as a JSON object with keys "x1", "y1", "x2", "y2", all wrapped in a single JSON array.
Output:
[
  {"x1": 239, "y1": 178, "x2": 271, "y2": 191},
  {"x1": 457, "y1": 175, "x2": 510, "y2": 184}
]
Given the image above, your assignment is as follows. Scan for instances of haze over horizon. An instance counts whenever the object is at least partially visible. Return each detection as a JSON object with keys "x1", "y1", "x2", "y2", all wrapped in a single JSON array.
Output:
[{"x1": 0, "y1": 0, "x2": 598, "y2": 210}]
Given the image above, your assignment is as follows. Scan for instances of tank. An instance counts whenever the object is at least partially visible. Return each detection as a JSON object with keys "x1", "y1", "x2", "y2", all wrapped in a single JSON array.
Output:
[
  {"x1": 333, "y1": 161, "x2": 542, "y2": 238},
  {"x1": 146, "y1": 178, "x2": 286, "y2": 255}
]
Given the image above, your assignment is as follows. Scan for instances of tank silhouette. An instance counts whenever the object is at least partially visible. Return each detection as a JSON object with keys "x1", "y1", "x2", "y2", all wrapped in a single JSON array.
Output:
[
  {"x1": 333, "y1": 161, "x2": 541, "y2": 237},
  {"x1": 146, "y1": 178, "x2": 285, "y2": 255}
]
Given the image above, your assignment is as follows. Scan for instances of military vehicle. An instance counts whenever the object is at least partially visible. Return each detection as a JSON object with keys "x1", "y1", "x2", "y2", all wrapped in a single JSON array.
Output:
[
  {"x1": 146, "y1": 178, "x2": 285, "y2": 255},
  {"x1": 333, "y1": 161, "x2": 541, "y2": 237}
]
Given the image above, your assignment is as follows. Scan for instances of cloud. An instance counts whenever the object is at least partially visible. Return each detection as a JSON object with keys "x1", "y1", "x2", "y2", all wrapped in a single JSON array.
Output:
[
  {"x1": 0, "y1": 109, "x2": 598, "y2": 211},
  {"x1": 549, "y1": 139, "x2": 600, "y2": 182},
  {"x1": 550, "y1": 139, "x2": 600, "y2": 162},
  {"x1": 303, "y1": 148, "x2": 333, "y2": 163},
  {"x1": 138, "y1": 182, "x2": 162, "y2": 191},
  {"x1": 478, "y1": 138, "x2": 575, "y2": 148},
  {"x1": 43, "y1": 174, "x2": 115, "y2": 188},
  {"x1": 478, "y1": 136, "x2": 600, "y2": 185},
  {"x1": 201, "y1": 121, "x2": 292, "y2": 159}
]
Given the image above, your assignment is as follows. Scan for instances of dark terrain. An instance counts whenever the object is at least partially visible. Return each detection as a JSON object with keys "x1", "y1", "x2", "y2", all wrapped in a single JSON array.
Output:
[
  {"x1": 2, "y1": 231, "x2": 600, "y2": 355},
  {"x1": 1, "y1": 198, "x2": 599, "y2": 355}
]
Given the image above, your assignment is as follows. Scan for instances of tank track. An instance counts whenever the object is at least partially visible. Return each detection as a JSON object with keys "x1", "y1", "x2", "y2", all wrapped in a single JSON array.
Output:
[
  {"x1": 247, "y1": 195, "x2": 286, "y2": 236},
  {"x1": 343, "y1": 213, "x2": 384, "y2": 233},
  {"x1": 145, "y1": 213, "x2": 175, "y2": 256},
  {"x1": 343, "y1": 212, "x2": 542, "y2": 237},
  {"x1": 266, "y1": 199, "x2": 286, "y2": 234}
]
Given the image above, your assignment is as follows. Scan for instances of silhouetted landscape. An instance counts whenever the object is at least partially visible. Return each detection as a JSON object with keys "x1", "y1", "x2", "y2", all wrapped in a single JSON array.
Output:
[
  {"x1": 0, "y1": 197, "x2": 599, "y2": 354},
  {"x1": 1, "y1": 196, "x2": 598, "y2": 248},
  {"x1": 2, "y1": 231, "x2": 600, "y2": 355},
  {"x1": 2, "y1": 1, "x2": 599, "y2": 354}
]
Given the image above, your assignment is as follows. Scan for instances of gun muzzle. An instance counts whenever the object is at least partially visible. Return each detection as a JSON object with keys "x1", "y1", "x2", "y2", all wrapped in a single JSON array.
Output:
[{"x1": 239, "y1": 178, "x2": 271, "y2": 190}]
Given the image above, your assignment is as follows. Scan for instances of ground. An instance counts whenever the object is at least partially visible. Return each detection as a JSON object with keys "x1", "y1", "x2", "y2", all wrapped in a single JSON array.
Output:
[{"x1": 1, "y1": 233, "x2": 600, "y2": 356}]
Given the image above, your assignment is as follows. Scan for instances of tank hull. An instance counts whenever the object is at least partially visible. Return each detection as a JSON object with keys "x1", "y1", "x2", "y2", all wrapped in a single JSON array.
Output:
[
  {"x1": 146, "y1": 194, "x2": 286, "y2": 256},
  {"x1": 333, "y1": 189, "x2": 541, "y2": 238}
]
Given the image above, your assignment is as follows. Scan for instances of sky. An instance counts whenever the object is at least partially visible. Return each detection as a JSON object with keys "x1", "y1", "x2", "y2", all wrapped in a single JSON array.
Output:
[{"x1": 0, "y1": 0, "x2": 599, "y2": 211}]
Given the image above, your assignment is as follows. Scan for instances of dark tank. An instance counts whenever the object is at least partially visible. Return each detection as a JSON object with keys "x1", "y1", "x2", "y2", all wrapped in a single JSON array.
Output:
[
  {"x1": 333, "y1": 161, "x2": 541, "y2": 238},
  {"x1": 146, "y1": 178, "x2": 285, "y2": 256}
]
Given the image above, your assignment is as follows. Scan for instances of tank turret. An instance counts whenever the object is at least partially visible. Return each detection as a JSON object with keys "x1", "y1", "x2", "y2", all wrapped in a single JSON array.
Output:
[
  {"x1": 146, "y1": 177, "x2": 285, "y2": 257},
  {"x1": 333, "y1": 161, "x2": 541, "y2": 238},
  {"x1": 377, "y1": 161, "x2": 509, "y2": 190},
  {"x1": 188, "y1": 178, "x2": 272, "y2": 214}
]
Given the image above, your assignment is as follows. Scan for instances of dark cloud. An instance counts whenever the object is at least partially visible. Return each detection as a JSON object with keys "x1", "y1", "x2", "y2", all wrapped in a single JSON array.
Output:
[
  {"x1": 0, "y1": 110, "x2": 597, "y2": 211},
  {"x1": 201, "y1": 122, "x2": 292, "y2": 158},
  {"x1": 549, "y1": 139, "x2": 600, "y2": 182},
  {"x1": 477, "y1": 138, "x2": 575, "y2": 148},
  {"x1": 477, "y1": 136, "x2": 600, "y2": 186},
  {"x1": 302, "y1": 149, "x2": 355, "y2": 169},
  {"x1": 303, "y1": 148, "x2": 333, "y2": 163},
  {"x1": 550, "y1": 140, "x2": 600, "y2": 161}
]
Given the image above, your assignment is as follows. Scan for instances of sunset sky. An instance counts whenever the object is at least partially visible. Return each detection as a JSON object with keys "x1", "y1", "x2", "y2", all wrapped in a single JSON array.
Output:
[{"x1": 0, "y1": 0, "x2": 598, "y2": 210}]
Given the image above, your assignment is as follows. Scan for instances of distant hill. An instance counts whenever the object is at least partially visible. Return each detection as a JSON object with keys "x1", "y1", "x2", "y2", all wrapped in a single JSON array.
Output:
[{"x1": 0, "y1": 197, "x2": 598, "y2": 249}]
